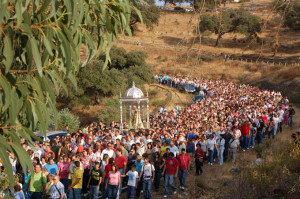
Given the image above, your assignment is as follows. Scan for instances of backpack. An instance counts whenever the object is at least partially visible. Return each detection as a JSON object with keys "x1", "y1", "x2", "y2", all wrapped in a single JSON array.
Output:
[{"x1": 141, "y1": 164, "x2": 153, "y2": 180}]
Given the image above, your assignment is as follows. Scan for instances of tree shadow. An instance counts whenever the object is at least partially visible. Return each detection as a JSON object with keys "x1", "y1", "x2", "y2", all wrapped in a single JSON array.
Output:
[{"x1": 158, "y1": 36, "x2": 188, "y2": 46}]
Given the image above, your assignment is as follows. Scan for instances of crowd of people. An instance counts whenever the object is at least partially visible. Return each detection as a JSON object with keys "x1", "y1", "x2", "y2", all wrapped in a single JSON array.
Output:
[{"x1": 0, "y1": 75, "x2": 296, "y2": 199}]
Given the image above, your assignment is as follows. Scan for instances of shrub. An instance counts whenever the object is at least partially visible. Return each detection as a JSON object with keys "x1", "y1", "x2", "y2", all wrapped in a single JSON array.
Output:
[
  {"x1": 98, "y1": 96, "x2": 120, "y2": 125},
  {"x1": 149, "y1": 89, "x2": 158, "y2": 96},
  {"x1": 200, "y1": 56, "x2": 214, "y2": 62},
  {"x1": 57, "y1": 108, "x2": 80, "y2": 132}
]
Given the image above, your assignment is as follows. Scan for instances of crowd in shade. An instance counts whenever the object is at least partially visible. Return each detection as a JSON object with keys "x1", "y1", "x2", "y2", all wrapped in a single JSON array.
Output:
[{"x1": 0, "y1": 75, "x2": 296, "y2": 199}]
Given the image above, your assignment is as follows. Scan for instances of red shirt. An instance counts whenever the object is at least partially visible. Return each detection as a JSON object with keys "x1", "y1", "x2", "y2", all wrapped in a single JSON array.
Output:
[
  {"x1": 178, "y1": 154, "x2": 190, "y2": 170},
  {"x1": 241, "y1": 125, "x2": 250, "y2": 136},
  {"x1": 194, "y1": 148, "x2": 204, "y2": 159},
  {"x1": 104, "y1": 164, "x2": 112, "y2": 179},
  {"x1": 77, "y1": 145, "x2": 83, "y2": 153},
  {"x1": 115, "y1": 155, "x2": 127, "y2": 169},
  {"x1": 165, "y1": 157, "x2": 179, "y2": 175},
  {"x1": 262, "y1": 116, "x2": 268, "y2": 123}
]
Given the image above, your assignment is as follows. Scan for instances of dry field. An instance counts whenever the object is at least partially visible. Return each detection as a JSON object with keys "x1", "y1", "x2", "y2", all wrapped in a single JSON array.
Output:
[{"x1": 114, "y1": 0, "x2": 300, "y2": 80}]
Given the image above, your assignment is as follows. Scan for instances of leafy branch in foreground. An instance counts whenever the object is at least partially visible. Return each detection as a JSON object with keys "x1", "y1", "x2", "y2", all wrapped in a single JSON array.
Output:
[{"x1": 0, "y1": 0, "x2": 142, "y2": 190}]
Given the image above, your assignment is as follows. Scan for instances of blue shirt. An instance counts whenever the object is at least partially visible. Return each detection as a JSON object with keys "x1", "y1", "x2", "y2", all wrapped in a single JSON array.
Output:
[
  {"x1": 14, "y1": 191, "x2": 25, "y2": 199},
  {"x1": 44, "y1": 163, "x2": 59, "y2": 175},
  {"x1": 186, "y1": 142, "x2": 195, "y2": 154},
  {"x1": 185, "y1": 133, "x2": 195, "y2": 140},
  {"x1": 168, "y1": 146, "x2": 179, "y2": 157},
  {"x1": 135, "y1": 160, "x2": 145, "y2": 174}
]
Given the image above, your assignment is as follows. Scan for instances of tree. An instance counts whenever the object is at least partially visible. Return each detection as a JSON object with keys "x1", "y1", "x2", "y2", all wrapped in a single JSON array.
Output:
[
  {"x1": 234, "y1": 8, "x2": 261, "y2": 39},
  {"x1": 59, "y1": 46, "x2": 154, "y2": 106},
  {"x1": 199, "y1": 9, "x2": 261, "y2": 46},
  {"x1": 200, "y1": 10, "x2": 236, "y2": 46},
  {"x1": 130, "y1": 0, "x2": 161, "y2": 34},
  {"x1": 0, "y1": 0, "x2": 141, "y2": 189},
  {"x1": 57, "y1": 108, "x2": 80, "y2": 133},
  {"x1": 283, "y1": 2, "x2": 300, "y2": 31}
]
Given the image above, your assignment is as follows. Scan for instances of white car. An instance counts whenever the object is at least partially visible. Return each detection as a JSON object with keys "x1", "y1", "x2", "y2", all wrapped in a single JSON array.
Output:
[
  {"x1": 186, "y1": 8, "x2": 194, "y2": 12},
  {"x1": 34, "y1": 130, "x2": 67, "y2": 142}
]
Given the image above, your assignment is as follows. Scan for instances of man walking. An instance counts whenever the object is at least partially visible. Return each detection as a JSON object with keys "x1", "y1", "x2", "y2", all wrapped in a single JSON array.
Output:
[
  {"x1": 162, "y1": 152, "x2": 178, "y2": 198},
  {"x1": 288, "y1": 105, "x2": 295, "y2": 127},
  {"x1": 178, "y1": 149, "x2": 190, "y2": 191},
  {"x1": 139, "y1": 157, "x2": 155, "y2": 199},
  {"x1": 87, "y1": 162, "x2": 102, "y2": 199},
  {"x1": 26, "y1": 164, "x2": 47, "y2": 199},
  {"x1": 186, "y1": 139, "x2": 195, "y2": 170},
  {"x1": 68, "y1": 161, "x2": 83, "y2": 199},
  {"x1": 228, "y1": 135, "x2": 240, "y2": 163},
  {"x1": 50, "y1": 175, "x2": 65, "y2": 199},
  {"x1": 115, "y1": 148, "x2": 127, "y2": 198}
]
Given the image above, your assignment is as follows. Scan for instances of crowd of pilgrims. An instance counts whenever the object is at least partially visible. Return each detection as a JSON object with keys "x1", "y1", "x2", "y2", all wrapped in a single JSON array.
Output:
[{"x1": 1, "y1": 75, "x2": 296, "y2": 199}]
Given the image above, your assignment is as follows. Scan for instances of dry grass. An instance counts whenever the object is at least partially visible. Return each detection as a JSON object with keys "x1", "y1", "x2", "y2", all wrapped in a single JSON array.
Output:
[{"x1": 114, "y1": 0, "x2": 300, "y2": 79}]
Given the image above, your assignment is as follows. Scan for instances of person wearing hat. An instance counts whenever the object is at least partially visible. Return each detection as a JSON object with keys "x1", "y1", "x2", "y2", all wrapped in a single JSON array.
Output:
[{"x1": 162, "y1": 152, "x2": 178, "y2": 198}]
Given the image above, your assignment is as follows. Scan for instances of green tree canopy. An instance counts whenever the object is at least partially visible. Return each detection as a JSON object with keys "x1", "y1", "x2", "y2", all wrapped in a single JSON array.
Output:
[
  {"x1": 59, "y1": 46, "x2": 154, "y2": 106},
  {"x1": 199, "y1": 9, "x2": 261, "y2": 46},
  {"x1": 284, "y1": 2, "x2": 300, "y2": 31},
  {"x1": 0, "y1": 0, "x2": 141, "y2": 189},
  {"x1": 130, "y1": 0, "x2": 161, "y2": 34}
]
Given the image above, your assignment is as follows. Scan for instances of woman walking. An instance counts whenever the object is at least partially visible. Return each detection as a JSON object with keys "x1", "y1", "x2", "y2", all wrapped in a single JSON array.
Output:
[
  {"x1": 217, "y1": 134, "x2": 225, "y2": 165},
  {"x1": 106, "y1": 164, "x2": 121, "y2": 199},
  {"x1": 207, "y1": 134, "x2": 218, "y2": 165},
  {"x1": 194, "y1": 144, "x2": 204, "y2": 175},
  {"x1": 153, "y1": 152, "x2": 164, "y2": 192}
]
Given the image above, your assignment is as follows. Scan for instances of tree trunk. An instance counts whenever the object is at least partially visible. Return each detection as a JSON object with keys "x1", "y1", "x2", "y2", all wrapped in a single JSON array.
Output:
[
  {"x1": 215, "y1": 35, "x2": 221, "y2": 46},
  {"x1": 130, "y1": 25, "x2": 135, "y2": 36}
]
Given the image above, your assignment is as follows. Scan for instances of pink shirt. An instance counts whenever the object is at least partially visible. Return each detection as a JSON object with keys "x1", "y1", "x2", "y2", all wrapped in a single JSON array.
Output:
[
  {"x1": 108, "y1": 171, "x2": 120, "y2": 186},
  {"x1": 58, "y1": 162, "x2": 70, "y2": 179}
]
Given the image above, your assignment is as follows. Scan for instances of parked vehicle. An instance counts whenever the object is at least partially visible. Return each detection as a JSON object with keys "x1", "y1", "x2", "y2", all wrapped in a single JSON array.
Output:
[
  {"x1": 174, "y1": 7, "x2": 185, "y2": 11},
  {"x1": 185, "y1": 84, "x2": 196, "y2": 93},
  {"x1": 186, "y1": 8, "x2": 194, "y2": 12},
  {"x1": 34, "y1": 130, "x2": 67, "y2": 142}
]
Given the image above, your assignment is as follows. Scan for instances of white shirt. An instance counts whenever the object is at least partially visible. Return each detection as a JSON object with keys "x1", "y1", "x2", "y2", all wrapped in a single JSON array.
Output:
[
  {"x1": 141, "y1": 164, "x2": 155, "y2": 180},
  {"x1": 278, "y1": 109, "x2": 284, "y2": 122},
  {"x1": 126, "y1": 170, "x2": 139, "y2": 186},
  {"x1": 100, "y1": 149, "x2": 115, "y2": 160},
  {"x1": 207, "y1": 139, "x2": 216, "y2": 150}
]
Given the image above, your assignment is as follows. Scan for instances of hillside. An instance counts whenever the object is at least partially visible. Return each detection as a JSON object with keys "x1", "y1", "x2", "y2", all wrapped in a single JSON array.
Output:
[{"x1": 113, "y1": 0, "x2": 300, "y2": 103}]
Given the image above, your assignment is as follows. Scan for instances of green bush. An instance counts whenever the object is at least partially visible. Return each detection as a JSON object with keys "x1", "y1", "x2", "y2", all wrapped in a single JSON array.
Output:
[
  {"x1": 57, "y1": 108, "x2": 80, "y2": 132},
  {"x1": 98, "y1": 96, "x2": 120, "y2": 125},
  {"x1": 200, "y1": 56, "x2": 214, "y2": 62},
  {"x1": 149, "y1": 89, "x2": 158, "y2": 96}
]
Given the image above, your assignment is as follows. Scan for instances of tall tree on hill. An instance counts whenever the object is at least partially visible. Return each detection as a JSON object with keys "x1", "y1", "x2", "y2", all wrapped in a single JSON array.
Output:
[
  {"x1": 199, "y1": 10, "x2": 236, "y2": 46},
  {"x1": 131, "y1": 0, "x2": 161, "y2": 35},
  {"x1": 199, "y1": 9, "x2": 261, "y2": 46},
  {"x1": 283, "y1": 2, "x2": 300, "y2": 31}
]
